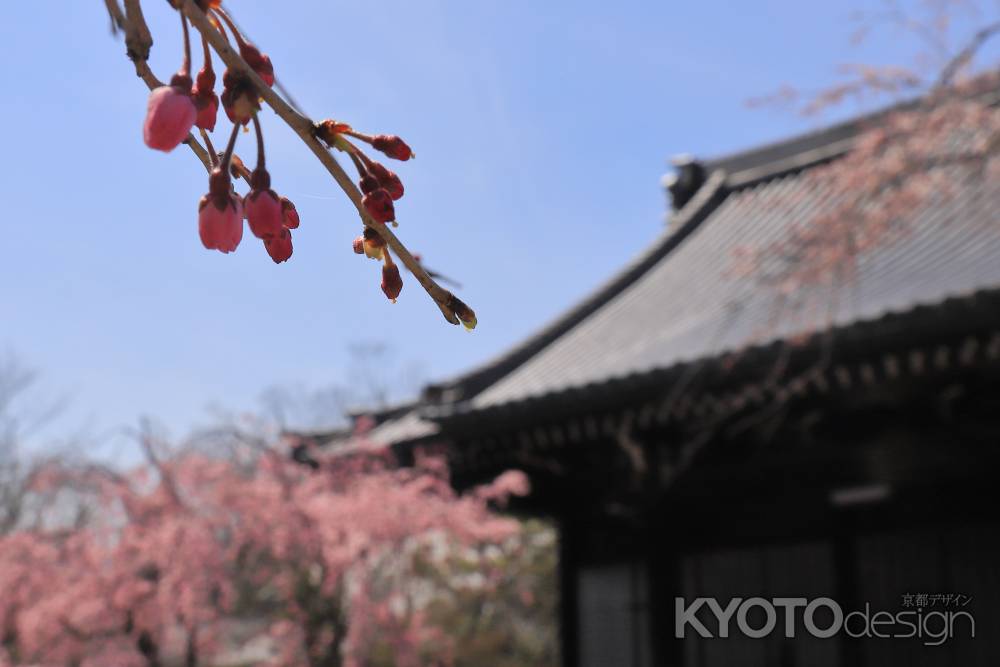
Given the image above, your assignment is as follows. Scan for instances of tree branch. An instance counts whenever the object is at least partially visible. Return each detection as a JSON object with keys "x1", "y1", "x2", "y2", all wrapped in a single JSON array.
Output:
[
  {"x1": 123, "y1": 0, "x2": 153, "y2": 63},
  {"x1": 178, "y1": 0, "x2": 465, "y2": 325},
  {"x1": 103, "y1": 0, "x2": 126, "y2": 33},
  {"x1": 934, "y1": 21, "x2": 1000, "y2": 91}
]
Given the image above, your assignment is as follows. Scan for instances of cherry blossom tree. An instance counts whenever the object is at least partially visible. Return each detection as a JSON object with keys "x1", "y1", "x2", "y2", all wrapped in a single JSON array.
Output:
[
  {"x1": 738, "y1": 1, "x2": 1000, "y2": 301},
  {"x1": 0, "y1": 426, "x2": 529, "y2": 667}
]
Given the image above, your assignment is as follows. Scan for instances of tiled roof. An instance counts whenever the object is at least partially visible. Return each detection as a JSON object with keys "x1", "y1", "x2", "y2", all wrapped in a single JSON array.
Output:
[
  {"x1": 316, "y1": 405, "x2": 439, "y2": 452},
  {"x1": 424, "y1": 105, "x2": 1000, "y2": 418}
]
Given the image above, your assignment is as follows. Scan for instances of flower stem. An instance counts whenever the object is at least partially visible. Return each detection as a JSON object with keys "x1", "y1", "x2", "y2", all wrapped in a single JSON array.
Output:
[
  {"x1": 212, "y1": 7, "x2": 246, "y2": 48},
  {"x1": 210, "y1": 10, "x2": 231, "y2": 44},
  {"x1": 343, "y1": 130, "x2": 374, "y2": 145},
  {"x1": 348, "y1": 151, "x2": 368, "y2": 177},
  {"x1": 179, "y1": 13, "x2": 192, "y2": 76},
  {"x1": 252, "y1": 112, "x2": 266, "y2": 169},
  {"x1": 221, "y1": 122, "x2": 241, "y2": 172},
  {"x1": 201, "y1": 33, "x2": 213, "y2": 74},
  {"x1": 199, "y1": 128, "x2": 218, "y2": 167}
]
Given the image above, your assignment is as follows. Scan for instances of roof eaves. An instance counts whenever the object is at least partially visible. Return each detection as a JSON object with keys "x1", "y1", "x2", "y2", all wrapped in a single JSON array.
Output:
[
  {"x1": 431, "y1": 287, "x2": 1000, "y2": 429},
  {"x1": 345, "y1": 399, "x2": 419, "y2": 425}
]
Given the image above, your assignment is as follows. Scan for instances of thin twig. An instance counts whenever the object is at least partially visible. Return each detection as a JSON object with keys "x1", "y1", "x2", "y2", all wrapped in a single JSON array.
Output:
[
  {"x1": 178, "y1": 0, "x2": 463, "y2": 324},
  {"x1": 934, "y1": 21, "x2": 1000, "y2": 91},
  {"x1": 104, "y1": 0, "x2": 126, "y2": 32}
]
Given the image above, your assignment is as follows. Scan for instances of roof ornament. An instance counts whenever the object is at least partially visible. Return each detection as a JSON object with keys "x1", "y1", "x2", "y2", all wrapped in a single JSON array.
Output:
[{"x1": 662, "y1": 154, "x2": 706, "y2": 214}]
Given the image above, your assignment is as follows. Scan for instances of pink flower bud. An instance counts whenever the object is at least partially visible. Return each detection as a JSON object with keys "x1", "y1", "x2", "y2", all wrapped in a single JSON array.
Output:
[
  {"x1": 239, "y1": 43, "x2": 275, "y2": 87},
  {"x1": 193, "y1": 94, "x2": 219, "y2": 132},
  {"x1": 245, "y1": 188, "x2": 285, "y2": 240},
  {"x1": 381, "y1": 264, "x2": 403, "y2": 302},
  {"x1": 198, "y1": 191, "x2": 243, "y2": 253},
  {"x1": 368, "y1": 162, "x2": 404, "y2": 200},
  {"x1": 372, "y1": 134, "x2": 413, "y2": 161},
  {"x1": 221, "y1": 70, "x2": 259, "y2": 126},
  {"x1": 280, "y1": 197, "x2": 299, "y2": 229},
  {"x1": 143, "y1": 84, "x2": 197, "y2": 152},
  {"x1": 264, "y1": 228, "x2": 293, "y2": 263},
  {"x1": 192, "y1": 68, "x2": 219, "y2": 132},
  {"x1": 362, "y1": 188, "x2": 395, "y2": 223},
  {"x1": 359, "y1": 174, "x2": 380, "y2": 195}
]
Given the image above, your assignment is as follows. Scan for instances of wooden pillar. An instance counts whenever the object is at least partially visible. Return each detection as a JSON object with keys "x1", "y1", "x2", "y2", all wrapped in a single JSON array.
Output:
[
  {"x1": 647, "y1": 504, "x2": 683, "y2": 667},
  {"x1": 558, "y1": 514, "x2": 580, "y2": 667}
]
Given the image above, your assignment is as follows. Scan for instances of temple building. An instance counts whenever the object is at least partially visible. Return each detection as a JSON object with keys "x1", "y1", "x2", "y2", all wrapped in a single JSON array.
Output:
[{"x1": 309, "y1": 102, "x2": 1000, "y2": 667}]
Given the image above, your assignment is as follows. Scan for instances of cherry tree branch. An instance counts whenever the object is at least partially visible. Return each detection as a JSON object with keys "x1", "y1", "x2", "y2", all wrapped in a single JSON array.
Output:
[
  {"x1": 934, "y1": 20, "x2": 1000, "y2": 91},
  {"x1": 177, "y1": 0, "x2": 465, "y2": 325},
  {"x1": 123, "y1": 0, "x2": 153, "y2": 63}
]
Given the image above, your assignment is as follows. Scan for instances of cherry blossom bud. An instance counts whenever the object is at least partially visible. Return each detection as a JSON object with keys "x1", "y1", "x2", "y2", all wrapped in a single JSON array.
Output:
[
  {"x1": 222, "y1": 89, "x2": 258, "y2": 126},
  {"x1": 362, "y1": 188, "x2": 395, "y2": 223},
  {"x1": 264, "y1": 228, "x2": 293, "y2": 263},
  {"x1": 372, "y1": 134, "x2": 413, "y2": 161},
  {"x1": 359, "y1": 174, "x2": 380, "y2": 195},
  {"x1": 192, "y1": 68, "x2": 219, "y2": 132},
  {"x1": 221, "y1": 69, "x2": 259, "y2": 126},
  {"x1": 363, "y1": 226, "x2": 386, "y2": 248},
  {"x1": 245, "y1": 188, "x2": 284, "y2": 239},
  {"x1": 381, "y1": 264, "x2": 403, "y2": 302},
  {"x1": 368, "y1": 162, "x2": 404, "y2": 200},
  {"x1": 199, "y1": 195, "x2": 243, "y2": 252},
  {"x1": 239, "y1": 43, "x2": 275, "y2": 87},
  {"x1": 353, "y1": 236, "x2": 365, "y2": 254},
  {"x1": 361, "y1": 227, "x2": 386, "y2": 260},
  {"x1": 198, "y1": 170, "x2": 243, "y2": 253},
  {"x1": 193, "y1": 93, "x2": 219, "y2": 132},
  {"x1": 280, "y1": 197, "x2": 299, "y2": 229},
  {"x1": 143, "y1": 79, "x2": 197, "y2": 152}
]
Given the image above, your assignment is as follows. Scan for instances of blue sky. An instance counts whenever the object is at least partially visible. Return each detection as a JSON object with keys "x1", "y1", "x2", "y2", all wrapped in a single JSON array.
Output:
[{"x1": 0, "y1": 1, "x2": 972, "y2": 455}]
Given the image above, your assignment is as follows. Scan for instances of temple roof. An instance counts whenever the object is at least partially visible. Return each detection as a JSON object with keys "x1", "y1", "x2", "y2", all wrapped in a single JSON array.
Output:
[{"x1": 423, "y1": 98, "x2": 1000, "y2": 422}]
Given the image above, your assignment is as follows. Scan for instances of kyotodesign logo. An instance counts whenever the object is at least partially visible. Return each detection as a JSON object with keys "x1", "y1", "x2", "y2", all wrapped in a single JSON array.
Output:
[{"x1": 675, "y1": 596, "x2": 975, "y2": 646}]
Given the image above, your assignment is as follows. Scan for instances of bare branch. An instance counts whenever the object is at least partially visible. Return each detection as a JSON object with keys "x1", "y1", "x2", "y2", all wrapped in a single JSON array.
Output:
[
  {"x1": 136, "y1": 419, "x2": 185, "y2": 510},
  {"x1": 934, "y1": 20, "x2": 1000, "y2": 89}
]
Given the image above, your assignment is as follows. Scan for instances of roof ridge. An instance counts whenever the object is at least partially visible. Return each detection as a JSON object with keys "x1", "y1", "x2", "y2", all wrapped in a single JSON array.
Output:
[{"x1": 706, "y1": 83, "x2": 1000, "y2": 189}]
